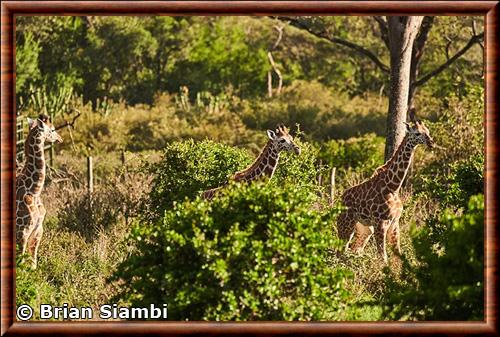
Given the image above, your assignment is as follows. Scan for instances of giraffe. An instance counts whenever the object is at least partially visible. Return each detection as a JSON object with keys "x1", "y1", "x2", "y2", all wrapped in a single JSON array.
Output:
[
  {"x1": 336, "y1": 118, "x2": 435, "y2": 263},
  {"x1": 202, "y1": 124, "x2": 301, "y2": 200},
  {"x1": 16, "y1": 114, "x2": 63, "y2": 268}
]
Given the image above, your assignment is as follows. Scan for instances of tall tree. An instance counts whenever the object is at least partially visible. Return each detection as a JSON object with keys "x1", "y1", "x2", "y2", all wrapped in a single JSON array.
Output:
[
  {"x1": 385, "y1": 16, "x2": 423, "y2": 159},
  {"x1": 277, "y1": 16, "x2": 484, "y2": 160}
]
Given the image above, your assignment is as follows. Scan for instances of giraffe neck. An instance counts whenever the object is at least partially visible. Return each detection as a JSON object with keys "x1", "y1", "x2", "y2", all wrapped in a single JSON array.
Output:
[
  {"x1": 233, "y1": 140, "x2": 280, "y2": 182},
  {"x1": 383, "y1": 135, "x2": 418, "y2": 193},
  {"x1": 21, "y1": 128, "x2": 46, "y2": 194}
]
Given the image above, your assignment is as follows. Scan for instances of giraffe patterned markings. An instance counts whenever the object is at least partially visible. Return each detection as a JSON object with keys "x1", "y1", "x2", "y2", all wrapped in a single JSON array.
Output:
[
  {"x1": 16, "y1": 115, "x2": 63, "y2": 268},
  {"x1": 202, "y1": 124, "x2": 300, "y2": 200},
  {"x1": 336, "y1": 119, "x2": 435, "y2": 262}
]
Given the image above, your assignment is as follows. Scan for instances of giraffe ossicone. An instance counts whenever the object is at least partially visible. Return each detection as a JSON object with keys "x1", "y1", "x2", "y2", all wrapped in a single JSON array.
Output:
[
  {"x1": 16, "y1": 114, "x2": 63, "y2": 268},
  {"x1": 336, "y1": 118, "x2": 435, "y2": 263},
  {"x1": 202, "y1": 124, "x2": 301, "y2": 200}
]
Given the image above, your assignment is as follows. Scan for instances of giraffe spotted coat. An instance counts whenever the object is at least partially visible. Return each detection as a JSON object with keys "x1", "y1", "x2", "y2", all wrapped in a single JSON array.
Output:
[
  {"x1": 202, "y1": 124, "x2": 300, "y2": 200},
  {"x1": 16, "y1": 114, "x2": 62, "y2": 268},
  {"x1": 336, "y1": 120, "x2": 435, "y2": 262}
]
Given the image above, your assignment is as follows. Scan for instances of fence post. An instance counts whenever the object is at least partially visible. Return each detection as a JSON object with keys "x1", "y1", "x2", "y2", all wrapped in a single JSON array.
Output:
[
  {"x1": 120, "y1": 149, "x2": 126, "y2": 182},
  {"x1": 49, "y1": 145, "x2": 55, "y2": 168},
  {"x1": 87, "y1": 156, "x2": 94, "y2": 194},
  {"x1": 317, "y1": 160, "x2": 323, "y2": 186},
  {"x1": 329, "y1": 167, "x2": 336, "y2": 206}
]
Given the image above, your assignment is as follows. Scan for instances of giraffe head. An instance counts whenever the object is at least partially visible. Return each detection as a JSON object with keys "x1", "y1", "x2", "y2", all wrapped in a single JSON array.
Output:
[
  {"x1": 27, "y1": 114, "x2": 63, "y2": 144},
  {"x1": 267, "y1": 124, "x2": 301, "y2": 155},
  {"x1": 405, "y1": 108, "x2": 435, "y2": 148}
]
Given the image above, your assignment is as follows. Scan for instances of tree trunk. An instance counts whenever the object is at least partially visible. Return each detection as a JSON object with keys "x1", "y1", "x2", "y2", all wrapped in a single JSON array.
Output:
[{"x1": 384, "y1": 16, "x2": 424, "y2": 161}]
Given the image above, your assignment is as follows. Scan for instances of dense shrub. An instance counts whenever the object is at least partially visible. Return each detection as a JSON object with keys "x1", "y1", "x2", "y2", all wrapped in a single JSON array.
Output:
[
  {"x1": 318, "y1": 133, "x2": 385, "y2": 174},
  {"x1": 146, "y1": 140, "x2": 252, "y2": 219},
  {"x1": 147, "y1": 138, "x2": 322, "y2": 220},
  {"x1": 271, "y1": 140, "x2": 321, "y2": 194},
  {"x1": 418, "y1": 154, "x2": 484, "y2": 210},
  {"x1": 112, "y1": 182, "x2": 350, "y2": 320},
  {"x1": 430, "y1": 87, "x2": 484, "y2": 165},
  {"x1": 16, "y1": 256, "x2": 57, "y2": 310},
  {"x1": 383, "y1": 194, "x2": 484, "y2": 320}
]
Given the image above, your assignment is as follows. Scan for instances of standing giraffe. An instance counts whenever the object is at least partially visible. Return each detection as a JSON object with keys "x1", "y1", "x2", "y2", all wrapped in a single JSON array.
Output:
[
  {"x1": 336, "y1": 117, "x2": 435, "y2": 263},
  {"x1": 202, "y1": 124, "x2": 301, "y2": 200},
  {"x1": 16, "y1": 114, "x2": 63, "y2": 268}
]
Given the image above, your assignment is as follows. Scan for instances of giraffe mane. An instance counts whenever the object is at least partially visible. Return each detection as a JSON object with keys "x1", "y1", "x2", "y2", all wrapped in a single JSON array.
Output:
[
  {"x1": 370, "y1": 134, "x2": 411, "y2": 178},
  {"x1": 232, "y1": 140, "x2": 273, "y2": 180}
]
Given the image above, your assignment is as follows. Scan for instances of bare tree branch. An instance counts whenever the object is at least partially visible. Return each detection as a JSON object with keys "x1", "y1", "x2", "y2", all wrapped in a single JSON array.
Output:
[
  {"x1": 408, "y1": 16, "x2": 434, "y2": 107},
  {"x1": 413, "y1": 16, "x2": 434, "y2": 65},
  {"x1": 271, "y1": 24, "x2": 284, "y2": 51},
  {"x1": 276, "y1": 16, "x2": 389, "y2": 74},
  {"x1": 471, "y1": 18, "x2": 485, "y2": 77},
  {"x1": 267, "y1": 25, "x2": 284, "y2": 97},
  {"x1": 55, "y1": 110, "x2": 81, "y2": 131},
  {"x1": 413, "y1": 31, "x2": 484, "y2": 88},
  {"x1": 373, "y1": 16, "x2": 390, "y2": 50}
]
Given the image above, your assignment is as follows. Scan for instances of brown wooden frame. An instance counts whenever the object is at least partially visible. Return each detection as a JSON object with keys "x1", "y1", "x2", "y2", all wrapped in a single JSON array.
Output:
[{"x1": 1, "y1": 1, "x2": 498, "y2": 336}]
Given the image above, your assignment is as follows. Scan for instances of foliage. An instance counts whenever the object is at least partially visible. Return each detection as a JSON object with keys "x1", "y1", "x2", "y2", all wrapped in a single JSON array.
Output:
[
  {"x1": 16, "y1": 16, "x2": 484, "y2": 109},
  {"x1": 429, "y1": 86, "x2": 484, "y2": 164},
  {"x1": 146, "y1": 137, "x2": 321, "y2": 219},
  {"x1": 112, "y1": 182, "x2": 350, "y2": 320},
  {"x1": 167, "y1": 17, "x2": 271, "y2": 98},
  {"x1": 271, "y1": 139, "x2": 321, "y2": 194},
  {"x1": 15, "y1": 31, "x2": 41, "y2": 99},
  {"x1": 413, "y1": 86, "x2": 484, "y2": 209},
  {"x1": 146, "y1": 140, "x2": 252, "y2": 219},
  {"x1": 383, "y1": 194, "x2": 484, "y2": 320},
  {"x1": 16, "y1": 254, "x2": 57, "y2": 310},
  {"x1": 240, "y1": 80, "x2": 387, "y2": 141},
  {"x1": 318, "y1": 133, "x2": 385, "y2": 174},
  {"x1": 14, "y1": 15, "x2": 485, "y2": 322},
  {"x1": 420, "y1": 155, "x2": 484, "y2": 210},
  {"x1": 418, "y1": 17, "x2": 484, "y2": 101},
  {"x1": 27, "y1": 85, "x2": 76, "y2": 118},
  {"x1": 82, "y1": 17, "x2": 158, "y2": 105}
]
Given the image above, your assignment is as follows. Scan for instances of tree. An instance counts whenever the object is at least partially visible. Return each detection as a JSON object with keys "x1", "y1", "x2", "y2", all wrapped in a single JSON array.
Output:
[
  {"x1": 384, "y1": 16, "x2": 423, "y2": 159},
  {"x1": 277, "y1": 16, "x2": 484, "y2": 160}
]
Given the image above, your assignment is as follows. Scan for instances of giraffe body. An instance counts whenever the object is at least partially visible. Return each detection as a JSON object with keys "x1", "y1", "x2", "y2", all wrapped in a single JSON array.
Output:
[
  {"x1": 202, "y1": 124, "x2": 300, "y2": 200},
  {"x1": 16, "y1": 114, "x2": 62, "y2": 268},
  {"x1": 337, "y1": 120, "x2": 434, "y2": 262}
]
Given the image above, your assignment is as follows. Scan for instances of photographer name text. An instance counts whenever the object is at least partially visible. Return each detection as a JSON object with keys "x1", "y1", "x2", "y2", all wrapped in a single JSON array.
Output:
[{"x1": 16, "y1": 303, "x2": 168, "y2": 320}]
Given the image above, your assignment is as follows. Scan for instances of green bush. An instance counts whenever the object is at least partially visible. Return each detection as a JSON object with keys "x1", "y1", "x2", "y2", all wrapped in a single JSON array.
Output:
[
  {"x1": 112, "y1": 182, "x2": 350, "y2": 320},
  {"x1": 146, "y1": 138, "x2": 321, "y2": 220},
  {"x1": 383, "y1": 194, "x2": 484, "y2": 320},
  {"x1": 417, "y1": 154, "x2": 484, "y2": 210},
  {"x1": 146, "y1": 140, "x2": 252, "y2": 219},
  {"x1": 271, "y1": 140, "x2": 321, "y2": 194},
  {"x1": 318, "y1": 133, "x2": 385, "y2": 174},
  {"x1": 16, "y1": 256, "x2": 57, "y2": 310}
]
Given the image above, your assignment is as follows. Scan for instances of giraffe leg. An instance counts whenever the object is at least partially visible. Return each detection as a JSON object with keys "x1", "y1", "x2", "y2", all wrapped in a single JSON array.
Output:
[
  {"x1": 374, "y1": 220, "x2": 391, "y2": 263},
  {"x1": 388, "y1": 217, "x2": 402, "y2": 256},
  {"x1": 16, "y1": 195, "x2": 38, "y2": 261},
  {"x1": 28, "y1": 226, "x2": 43, "y2": 269},
  {"x1": 350, "y1": 223, "x2": 374, "y2": 254},
  {"x1": 27, "y1": 199, "x2": 46, "y2": 269},
  {"x1": 16, "y1": 217, "x2": 31, "y2": 257},
  {"x1": 336, "y1": 210, "x2": 357, "y2": 250}
]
